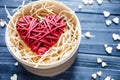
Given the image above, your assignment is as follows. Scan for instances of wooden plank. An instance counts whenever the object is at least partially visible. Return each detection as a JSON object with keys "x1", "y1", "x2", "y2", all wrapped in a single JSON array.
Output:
[
  {"x1": 1, "y1": 30, "x2": 120, "y2": 56},
  {"x1": 58, "y1": 0, "x2": 120, "y2": 15},
  {"x1": 0, "y1": 52, "x2": 120, "y2": 70},
  {"x1": 0, "y1": 44, "x2": 120, "y2": 57},
  {"x1": 0, "y1": 0, "x2": 30, "y2": 8},
  {"x1": 0, "y1": 0, "x2": 120, "y2": 14},
  {"x1": 75, "y1": 53, "x2": 120, "y2": 69},
  {"x1": 79, "y1": 44, "x2": 120, "y2": 56},
  {"x1": 0, "y1": 7, "x2": 119, "y2": 30},
  {"x1": 76, "y1": 13, "x2": 120, "y2": 30},
  {"x1": 0, "y1": 5, "x2": 120, "y2": 31},
  {"x1": 1, "y1": 29, "x2": 119, "y2": 45},
  {"x1": 0, "y1": 35, "x2": 120, "y2": 56},
  {"x1": 1, "y1": 29, "x2": 120, "y2": 56},
  {"x1": 6, "y1": 10, "x2": 120, "y2": 30},
  {"x1": 0, "y1": 62, "x2": 120, "y2": 80},
  {"x1": 1, "y1": 42, "x2": 120, "y2": 57}
]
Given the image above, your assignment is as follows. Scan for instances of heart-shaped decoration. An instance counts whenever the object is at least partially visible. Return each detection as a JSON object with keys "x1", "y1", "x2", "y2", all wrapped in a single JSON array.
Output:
[
  {"x1": 106, "y1": 20, "x2": 112, "y2": 26},
  {"x1": 112, "y1": 33, "x2": 119, "y2": 40},
  {"x1": 96, "y1": 71, "x2": 102, "y2": 77},
  {"x1": 112, "y1": 17, "x2": 119, "y2": 24},
  {"x1": 103, "y1": 11, "x2": 110, "y2": 18},
  {"x1": 116, "y1": 44, "x2": 120, "y2": 50},
  {"x1": 105, "y1": 46, "x2": 112, "y2": 54},
  {"x1": 16, "y1": 15, "x2": 66, "y2": 55},
  {"x1": 97, "y1": 0, "x2": 103, "y2": 5}
]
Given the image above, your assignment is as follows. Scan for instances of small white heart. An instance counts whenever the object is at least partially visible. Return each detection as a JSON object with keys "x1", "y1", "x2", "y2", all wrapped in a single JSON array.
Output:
[
  {"x1": 85, "y1": 32, "x2": 91, "y2": 38},
  {"x1": 96, "y1": 71, "x2": 102, "y2": 77},
  {"x1": 112, "y1": 33, "x2": 119, "y2": 40},
  {"x1": 97, "y1": 0, "x2": 103, "y2": 5},
  {"x1": 112, "y1": 17, "x2": 119, "y2": 24},
  {"x1": 78, "y1": 5, "x2": 82, "y2": 10},
  {"x1": 0, "y1": 22, "x2": 5, "y2": 27},
  {"x1": 13, "y1": 74, "x2": 17, "y2": 80},
  {"x1": 14, "y1": 62, "x2": 19, "y2": 66},
  {"x1": 97, "y1": 58, "x2": 102, "y2": 63},
  {"x1": 106, "y1": 20, "x2": 112, "y2": 26},
  {"x1": 103, "y1": 11, "x2": 110, "y2": 18},
  {"x1": 101, "y1": 62, "x2": 107, "y2": 67},
  {"x1": 91, "y1": 73, "x2": 97, "y2": 79},
  {"x1": 116, "y1": 44, "x2": 120, "y2": 50},
  {"x1": 0, "y1": 19, "x2": 6, "y2": 27},
  {"x1": 10, "y1": 76, "x2": 13, "y2": 80},
  {"x1": 11, "y1": 74, "x2": 17, "y2": 80},
  {"x1": 82, "y1": 0, "x2": 89, "y2": 5},
  {"x1": 88, "y1": 0, "x2": 94, "y2": 5},
  {"x1": 104, "y1": 76, "x2": 111, "y2": 80},
  {"x1": 105, "y1": 46, "x2": 112, "y2": 54}
]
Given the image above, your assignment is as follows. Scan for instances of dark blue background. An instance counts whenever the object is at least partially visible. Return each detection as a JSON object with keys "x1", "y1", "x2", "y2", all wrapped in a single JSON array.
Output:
[{"x1": 0, "y1": 0, "x2": 120, "y2": 80}]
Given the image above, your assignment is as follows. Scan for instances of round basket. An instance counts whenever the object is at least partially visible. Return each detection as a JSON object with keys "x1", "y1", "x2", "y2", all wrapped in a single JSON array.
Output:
[{"x1": 5, "y1": 0, "x2": 81, "y2": 76}]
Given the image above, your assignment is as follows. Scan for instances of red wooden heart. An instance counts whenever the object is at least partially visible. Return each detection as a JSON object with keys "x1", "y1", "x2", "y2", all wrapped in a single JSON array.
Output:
[{"x1": 16, "y1": 15, "x2": 66, "y2": 55}]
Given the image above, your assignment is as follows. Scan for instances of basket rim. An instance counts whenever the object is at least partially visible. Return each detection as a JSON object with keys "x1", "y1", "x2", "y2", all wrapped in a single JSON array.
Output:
[{"x1": 5, "y1": 0, "x2": 82, "y2": 69}]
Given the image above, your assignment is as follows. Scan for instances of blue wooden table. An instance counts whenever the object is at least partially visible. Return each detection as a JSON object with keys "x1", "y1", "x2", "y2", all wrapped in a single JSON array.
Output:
[{"x1": 0, "y1": 0, "x2": 120, "y2": 80}]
